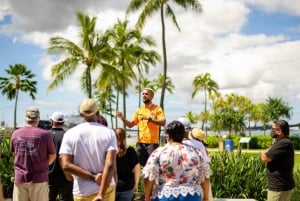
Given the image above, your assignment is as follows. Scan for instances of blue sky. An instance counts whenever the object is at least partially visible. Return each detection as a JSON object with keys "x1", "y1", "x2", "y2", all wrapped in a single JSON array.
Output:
[{"x1": 0, "y1": 0, "x2": 300, "y2": 128}]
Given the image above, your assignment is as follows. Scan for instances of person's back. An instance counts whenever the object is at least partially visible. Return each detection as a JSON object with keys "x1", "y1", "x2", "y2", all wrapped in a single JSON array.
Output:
[
  {"x1": 61, "y1": 121, "x2": 117, "y2": 195},
  {"x1": 48, "y1": 112, "x2": 73, "y2": 201},
  {"x1": 10, "y1": 107, "x2": 56, "y2": 201},
  {"x1": 59, "y1": 98, "x2": 117, "y2": 201},
  {"x1": 143, "y1": 121, "x2": 204, "y2": 201},
  {"x1": 114, "y1": 128, "x2": 140, "y2": 201},
  {"x1": 12, "y1": 126, "x2": 54, "y2": 182},
  {"x1": 147, "y1": 144, "x2": 202, "y2": 185}
]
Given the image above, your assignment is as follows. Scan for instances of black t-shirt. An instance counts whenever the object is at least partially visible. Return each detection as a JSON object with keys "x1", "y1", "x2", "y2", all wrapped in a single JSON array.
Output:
[
  {"x1": 48, "y1": 128, "x2": 71, "y2": 185},
  {"x1": 265, "y1": 137, "x2": 295, "y2": 191},
  {"x1": 116, "y1": 146, "x2": 139, "y2": 192}
]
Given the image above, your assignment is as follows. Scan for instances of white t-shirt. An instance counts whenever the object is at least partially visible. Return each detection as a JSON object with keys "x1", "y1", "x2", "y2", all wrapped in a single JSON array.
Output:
[{"x1": 59, "y1": 122, "x2": 117, "y2": 196}]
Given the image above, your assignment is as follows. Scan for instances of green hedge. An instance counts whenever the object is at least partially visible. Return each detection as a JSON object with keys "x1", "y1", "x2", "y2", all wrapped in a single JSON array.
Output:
[{"x1": 206, "y1": 135, "x2": 300, "y2": 149}]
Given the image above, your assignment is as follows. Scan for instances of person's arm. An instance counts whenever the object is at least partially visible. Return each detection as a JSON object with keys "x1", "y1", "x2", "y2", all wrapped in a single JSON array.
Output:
[
  {"x1": 201, "y1": 178, "x2": 211, "y2": 201},
  {"x1": 147, "y1": 117, "x2": 166, "y2": 127},
  {"x1": 133, "y1": 163, "x2": 140, "y2": 192},
  {"x1": 261, "y1": 151, "x2": 272, "y2": 162},
  {"x1": 92, "y1": 150, "x2": 117, "y2": 201},
  {"x1": 116, "y1": 110, "x2": 135, "y2": 128},
  {"x1": 144, "y1": 178, "x2": 155, "y2": 201},
  {"x1": 59, "y1": 154, "x2": 100, "y2": 183},
  {"x1": 48, "y1": 153, "x2": 56, "y2": 165}
]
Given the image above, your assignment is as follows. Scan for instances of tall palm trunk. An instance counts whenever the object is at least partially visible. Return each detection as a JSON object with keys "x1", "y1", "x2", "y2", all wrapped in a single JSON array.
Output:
[
  {"x1": 159, "y1": 4, "x2": 167, "y2": 112},
  {"x1": 122, "y1": 61, "x2": 127, "y2": 131},
  {"x1": 115, "y1": 91, "x2": 120, "y2": 128},
  {"x1": 14, "y1": 89, "x2": 19, "y2": 130},
  {"x1": 158, "y1": 4, "x2": 168, "y2": 144},
  {"x1": 204, "y1": 88, "x2": 208, "y2": 136},
  {"x1": 87, "y1": 66, "x2": 92, "y2": 98}
]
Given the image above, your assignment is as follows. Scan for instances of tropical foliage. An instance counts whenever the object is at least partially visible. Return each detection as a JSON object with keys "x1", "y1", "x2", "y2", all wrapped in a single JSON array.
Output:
[
  {"x1": 262, "y1": 97, "x2": 292, "y2": 121},
  {"x1": 0, "y1": 64, "x2": 37, "y2": 129},
  {"x1": 47, "y1": 12, "x2": 109, "y2": 98},
  {"x1": 127, "y1": 0, "x2": 203, "y2": 111},
  {"x1": 192, "y1": 72, "x2": 219, "y2": 134}
]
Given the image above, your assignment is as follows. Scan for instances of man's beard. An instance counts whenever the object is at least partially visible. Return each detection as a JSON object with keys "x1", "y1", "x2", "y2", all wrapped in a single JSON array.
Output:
[{"x1": 143, "y1": 99, "x2": 151, "y2": 104}]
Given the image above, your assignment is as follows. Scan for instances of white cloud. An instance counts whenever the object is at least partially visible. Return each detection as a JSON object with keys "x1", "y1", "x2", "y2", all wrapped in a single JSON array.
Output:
[
  {"x1": 1, "y1": 0, "x2": 300, "y2": 125},
  {"x1": 241, "y1": 0, "x2": 300, "y2": 15}
]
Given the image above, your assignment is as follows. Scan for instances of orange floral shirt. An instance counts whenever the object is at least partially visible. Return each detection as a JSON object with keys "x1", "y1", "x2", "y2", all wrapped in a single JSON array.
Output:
[{"x1": 132, "y1": 103, "x2": 165, "y2": 144}]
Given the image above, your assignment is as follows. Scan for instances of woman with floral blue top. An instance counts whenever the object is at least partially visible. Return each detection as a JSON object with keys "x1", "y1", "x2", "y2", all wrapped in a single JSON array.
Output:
[{"x1": 142, "y1": 120, "x2": 206, "y2": 201}]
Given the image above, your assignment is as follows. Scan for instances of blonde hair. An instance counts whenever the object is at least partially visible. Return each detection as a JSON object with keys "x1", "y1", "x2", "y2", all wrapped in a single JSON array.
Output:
[{"x1": 144, "y1": 88, "x2": 154, "y2": 97}]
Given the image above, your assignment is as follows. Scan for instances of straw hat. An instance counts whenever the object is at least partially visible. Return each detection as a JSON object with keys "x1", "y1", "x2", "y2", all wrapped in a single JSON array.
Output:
[{"x1": 189, "y1": 127, "x2": 208, "y2": 146}]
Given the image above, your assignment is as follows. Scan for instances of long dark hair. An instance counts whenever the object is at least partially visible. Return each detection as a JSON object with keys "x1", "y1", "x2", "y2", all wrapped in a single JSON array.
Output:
[{"x1": 115, "y1": 128, "x2": 127, "y2": 157}]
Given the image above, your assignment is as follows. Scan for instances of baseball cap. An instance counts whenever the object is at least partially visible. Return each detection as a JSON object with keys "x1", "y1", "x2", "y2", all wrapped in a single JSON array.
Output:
[
  {"x1": 50, "y1": 112, "x2": 64, "y2": 123},
  {"x1": 25, "y1": 107, "x2": 40, "y2": 121},
  {"x1": 79, "y1": 98, "x2": 98, "y2": 117},
  {"x1": 177, "y1": 117, "x2": 191, "y2": 131}
]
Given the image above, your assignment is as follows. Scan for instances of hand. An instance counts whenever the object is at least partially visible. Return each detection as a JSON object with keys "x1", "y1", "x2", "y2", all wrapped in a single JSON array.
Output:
[
  {"x1": 92, "y1": 196, "x2": 102, "y2": 201},
  {"x1": 94, "y1": 173, "x2": 102, "y2": 185},
  {"x1": 140, "y1": 115, "x2": 150, "y2": 121},
  {"x1": 116, "y1": 110, "x2": 124, "y2": 119}
]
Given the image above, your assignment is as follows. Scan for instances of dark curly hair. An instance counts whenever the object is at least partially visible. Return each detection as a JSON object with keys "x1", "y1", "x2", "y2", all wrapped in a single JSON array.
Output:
[{"x1": 165, "y1": 120, "x2": 185, "y2": 142}]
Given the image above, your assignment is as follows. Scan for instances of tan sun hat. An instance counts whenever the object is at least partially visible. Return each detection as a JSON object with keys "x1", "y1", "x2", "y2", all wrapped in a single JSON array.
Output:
[{"x1": 189, "y1": 127, "x2": 208, "y2": 146}]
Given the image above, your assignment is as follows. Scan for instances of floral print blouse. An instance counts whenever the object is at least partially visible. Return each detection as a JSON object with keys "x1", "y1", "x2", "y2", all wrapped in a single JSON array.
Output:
[{"x1": 143, "y1": 143, "x2": 205, "y2": 200}]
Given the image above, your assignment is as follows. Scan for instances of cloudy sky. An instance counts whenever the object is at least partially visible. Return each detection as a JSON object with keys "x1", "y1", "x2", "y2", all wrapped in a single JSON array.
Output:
[{"x1": 0, "y1": 0, "x2": 300, "y2": 128}]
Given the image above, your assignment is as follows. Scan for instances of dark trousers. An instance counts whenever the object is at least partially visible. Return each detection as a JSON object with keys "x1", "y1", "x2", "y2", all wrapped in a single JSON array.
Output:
[
  {"x1": 136, "y1": 143, "x2": 159, "y2": 166},
  {"x1": 49, "y1": 182, "x2": 73, "y2": 201}
]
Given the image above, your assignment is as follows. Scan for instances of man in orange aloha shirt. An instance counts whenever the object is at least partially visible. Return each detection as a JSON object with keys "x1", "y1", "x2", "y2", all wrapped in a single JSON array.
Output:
[{"x1": 116, "y1": 88, "x2": 166, "y2": 166}]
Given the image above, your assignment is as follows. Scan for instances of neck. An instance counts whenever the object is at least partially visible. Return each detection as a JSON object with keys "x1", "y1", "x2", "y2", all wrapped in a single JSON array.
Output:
[
  {"x1": 144, "y1": 101, "x2": 152, "y2": 107},
  {"x1": 168, "y1": 140, "x2": 181, "y2": 145}
]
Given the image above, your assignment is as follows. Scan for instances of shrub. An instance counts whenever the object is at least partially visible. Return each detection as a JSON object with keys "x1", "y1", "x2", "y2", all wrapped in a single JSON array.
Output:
[
  {"x1": 210, "y1": 151, "x2": 267, "y2": 201},
  {"x1": 290, "y1": 136, "x2": 300, "y2": 150},
  {"x1": 205, "y1": 136, "x2": 221, "y2": 148},
  {"x1": 0, "y1": 136, "x2": 14, "y2": 198}
]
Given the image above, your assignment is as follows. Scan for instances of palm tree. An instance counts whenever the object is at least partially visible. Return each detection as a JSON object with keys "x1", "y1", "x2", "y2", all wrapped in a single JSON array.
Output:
[
  {"x1": 192, "y1": 72, "x2": 218, "y2": 135},
  {"x1": 127, "y1": 0, "x2": 203, "y2": 110},
  {"x1": 47, "y1": 12, "x2": 108, "y2": 98},
  {"x1": 104, "y1": 19, "x2": 159, "y2": 129},
  {"x1": 263, "y1": 97, "x2": 292, "y2": 121},
  {"x1": 0, "y1": 64, "x2": 37, "y2": 129},
  {"x1": 152, "y1": 73, "x2": 175, "y2": 94},
  {"x1": 184, "y1": 111, "x2": 197, "y2": 124},
  {"x1": 134, "y1": 46, "x2": 160, "y2": 107}
]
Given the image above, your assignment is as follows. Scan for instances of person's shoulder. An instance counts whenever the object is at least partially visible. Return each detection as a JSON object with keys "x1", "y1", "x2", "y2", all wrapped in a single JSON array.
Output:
[{"x1": 127, "y1": 146, "x2": 136, "y2": 152}]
